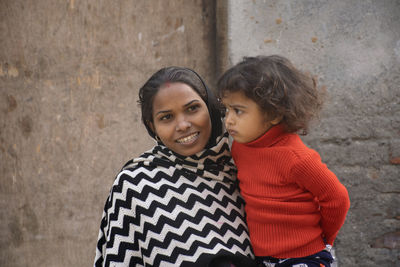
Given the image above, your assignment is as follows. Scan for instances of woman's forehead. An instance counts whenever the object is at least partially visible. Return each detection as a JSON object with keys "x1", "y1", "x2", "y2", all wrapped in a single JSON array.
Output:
[{"x1": 153, "y1": 82, "x2": 205, "y2": 112}]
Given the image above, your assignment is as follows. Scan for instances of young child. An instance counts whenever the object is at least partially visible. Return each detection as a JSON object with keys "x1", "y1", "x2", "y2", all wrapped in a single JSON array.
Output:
[{"x1": 217, "y1": 55, "x2": 350, "y2": 267}]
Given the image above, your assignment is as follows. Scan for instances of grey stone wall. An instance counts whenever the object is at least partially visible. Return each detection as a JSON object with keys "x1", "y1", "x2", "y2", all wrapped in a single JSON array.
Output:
[
  {"x1": 0, "y1": 1, "x2": 216, "y2": 266},
  {"x1": 221, "y1": 0, "x2": 400, "y2": 266}
]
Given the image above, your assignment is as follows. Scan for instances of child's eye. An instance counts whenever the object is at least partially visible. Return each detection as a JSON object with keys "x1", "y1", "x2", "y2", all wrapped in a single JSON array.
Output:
[
  {"x1": 234, "y1": 108, "x2": 243, "y2": 115},
  {"x1": 220, "y1": 107, "x2": 228, "y2": 117}
]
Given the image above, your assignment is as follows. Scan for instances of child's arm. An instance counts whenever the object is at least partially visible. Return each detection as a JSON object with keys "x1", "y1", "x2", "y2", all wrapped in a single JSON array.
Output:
[{"x1": 291, "y1": 150, "x2": 350, "y2": 245}]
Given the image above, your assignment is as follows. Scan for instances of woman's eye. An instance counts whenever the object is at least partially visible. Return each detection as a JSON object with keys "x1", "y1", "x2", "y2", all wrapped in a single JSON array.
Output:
[
  {"x1": 160, "y1": 114, "x2": 172, "y2": 121},
  {"x1": 188, "y1": 104, "x2": 200, "y2": 112}
]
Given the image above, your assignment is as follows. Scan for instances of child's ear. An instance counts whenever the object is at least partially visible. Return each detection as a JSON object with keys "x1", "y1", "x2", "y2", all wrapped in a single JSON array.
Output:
[{"x1": 271, "y1": 115, "x2": 283, "y2": 125}]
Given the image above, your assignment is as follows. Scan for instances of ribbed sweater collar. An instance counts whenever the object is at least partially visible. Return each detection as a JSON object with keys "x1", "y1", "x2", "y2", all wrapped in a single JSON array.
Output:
[{"x1": 240, "y1": 124, "x2": 286, "y2": 148}]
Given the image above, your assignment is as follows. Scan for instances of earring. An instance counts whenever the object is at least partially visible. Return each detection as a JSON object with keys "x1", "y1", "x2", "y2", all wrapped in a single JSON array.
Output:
[{"x1": 155, "y1": 135, "x2": 161, "y2": 142}]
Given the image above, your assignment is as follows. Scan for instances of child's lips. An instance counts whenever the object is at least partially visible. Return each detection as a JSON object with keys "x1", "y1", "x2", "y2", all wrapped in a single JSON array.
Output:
[{"x1": 227, "y1": 129, "x2": 237, "y2": 136}]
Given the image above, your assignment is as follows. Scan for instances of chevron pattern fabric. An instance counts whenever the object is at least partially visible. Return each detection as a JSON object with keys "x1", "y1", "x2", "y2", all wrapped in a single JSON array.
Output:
[{"x1": 94, "y1": 133, "x2": 255, "y2": 267}]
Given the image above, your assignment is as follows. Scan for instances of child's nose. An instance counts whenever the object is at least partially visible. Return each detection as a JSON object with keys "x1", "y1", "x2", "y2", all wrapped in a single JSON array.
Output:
[{"x1": 225, "y1": 113, "x2": 233, "y2": 126}]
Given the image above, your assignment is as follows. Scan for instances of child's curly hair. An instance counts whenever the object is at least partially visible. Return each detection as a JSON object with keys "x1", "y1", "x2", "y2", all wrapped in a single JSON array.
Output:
[{"x1": 217, "y1": 55, "x2": 324, "y2": 135}]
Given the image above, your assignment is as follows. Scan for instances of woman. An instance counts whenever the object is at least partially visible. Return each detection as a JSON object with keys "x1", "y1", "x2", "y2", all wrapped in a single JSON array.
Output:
[{"x1": 94, "y1": 67, "x2": 256, "y2": 266}]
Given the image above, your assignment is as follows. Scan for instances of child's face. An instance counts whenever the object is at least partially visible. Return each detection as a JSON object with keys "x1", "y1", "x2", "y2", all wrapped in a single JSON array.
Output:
[{"x1": 221, "y1": 91, "x2": 279, "y2": 143}]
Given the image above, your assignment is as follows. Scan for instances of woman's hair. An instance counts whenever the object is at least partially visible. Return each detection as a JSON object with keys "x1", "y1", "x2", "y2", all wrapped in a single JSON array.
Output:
[
  {"x1": 138, "y1": 66, "x2": 223, "y2": 144},
  {"x1": 217, "y1": 55, "x2": 324, "y2": 134}
]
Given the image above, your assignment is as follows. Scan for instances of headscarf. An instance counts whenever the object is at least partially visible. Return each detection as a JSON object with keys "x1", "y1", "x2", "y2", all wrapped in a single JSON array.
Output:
[{"x1": 94, "y1": 132, "x2": 256, "y2": 266}]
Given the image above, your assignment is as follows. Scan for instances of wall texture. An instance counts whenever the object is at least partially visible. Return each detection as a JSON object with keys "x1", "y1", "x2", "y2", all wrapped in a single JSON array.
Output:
[
  {"x1": 0, "y1": 1, "x2": 216, "y2": 266},
  {"x1": 221, "y1": 0, "x2": 400, "y2": 266}
]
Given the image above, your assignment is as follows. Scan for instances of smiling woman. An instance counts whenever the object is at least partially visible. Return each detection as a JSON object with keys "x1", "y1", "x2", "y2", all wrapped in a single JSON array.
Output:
[{"x1": 94, "y1": 67, "x2": 257, "y2": 267}]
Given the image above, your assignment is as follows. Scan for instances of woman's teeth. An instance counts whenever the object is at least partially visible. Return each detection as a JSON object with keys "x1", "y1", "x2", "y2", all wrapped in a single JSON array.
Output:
[{"x1": 177, "y1": 133, "x2": 198, "y2": 143}]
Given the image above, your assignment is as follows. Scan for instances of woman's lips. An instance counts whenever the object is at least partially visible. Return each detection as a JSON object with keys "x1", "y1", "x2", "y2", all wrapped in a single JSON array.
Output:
[{"x1": 176, "y1": 132, "x2": 199, "y2": 144}]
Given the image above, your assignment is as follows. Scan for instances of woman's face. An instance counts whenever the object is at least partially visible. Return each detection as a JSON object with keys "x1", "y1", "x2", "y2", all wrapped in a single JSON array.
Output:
[{"x1": 150, "y1": 82, "x2": 212, "y2": 156}]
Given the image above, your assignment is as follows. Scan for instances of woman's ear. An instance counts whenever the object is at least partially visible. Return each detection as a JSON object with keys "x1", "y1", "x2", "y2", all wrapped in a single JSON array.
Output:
[
  {"x1": 148, "y1": 121, "x2": 156, "y2": 134},
  {"x1": 271, "y1": 115, "x2": 283, "y2": 125},
  {"x1": 149, "y1": 121, "x2": 162, "y2": 142}
]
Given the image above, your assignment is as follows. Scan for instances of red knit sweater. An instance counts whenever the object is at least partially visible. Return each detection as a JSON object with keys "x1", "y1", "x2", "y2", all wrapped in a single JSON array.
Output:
[{"x1": 231, "y1": 124, "x2": 350, "y2": 258}]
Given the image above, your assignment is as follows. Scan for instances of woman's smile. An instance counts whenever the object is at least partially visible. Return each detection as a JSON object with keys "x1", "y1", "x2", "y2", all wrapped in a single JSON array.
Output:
[{"x1": 176, "y1": 132, "x2": 200, "y2": 144}]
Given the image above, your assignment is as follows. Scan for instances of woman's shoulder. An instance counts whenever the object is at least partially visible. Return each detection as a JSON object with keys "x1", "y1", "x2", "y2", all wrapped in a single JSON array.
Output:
[{"x1": 109, "y1": 153, "x2": 158, "y2": 184}]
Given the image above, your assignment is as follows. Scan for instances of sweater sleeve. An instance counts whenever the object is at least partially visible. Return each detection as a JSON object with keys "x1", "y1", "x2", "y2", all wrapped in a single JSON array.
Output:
[{"x1": 290, "y1": 150, "x2": 350, "y2": 245}]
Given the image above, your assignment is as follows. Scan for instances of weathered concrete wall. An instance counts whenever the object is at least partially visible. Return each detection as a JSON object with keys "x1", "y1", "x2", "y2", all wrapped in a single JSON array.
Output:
[
  {"x1": 221, "y1": 0, "x2": 400, "y2": 266},
  {"x1": 0, "y1": 1, "x2": 216, "y2": 266}
]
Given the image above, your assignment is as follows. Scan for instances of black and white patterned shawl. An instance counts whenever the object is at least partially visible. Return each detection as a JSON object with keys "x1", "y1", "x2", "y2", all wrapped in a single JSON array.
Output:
[{"x1": 94, "y1": 133, "x2": 255, "y2": 267}]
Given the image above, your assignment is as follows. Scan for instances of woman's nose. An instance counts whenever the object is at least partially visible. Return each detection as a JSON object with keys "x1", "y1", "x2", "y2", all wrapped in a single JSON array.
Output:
[{"x1": 176, "y1": 117, "x2": 192, "y2": 131}]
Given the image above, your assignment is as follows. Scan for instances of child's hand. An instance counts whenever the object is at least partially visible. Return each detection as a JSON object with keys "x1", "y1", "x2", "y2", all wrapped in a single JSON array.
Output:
[{"x1": 324, "y1": 244, "x2": 332, "y2": 252}]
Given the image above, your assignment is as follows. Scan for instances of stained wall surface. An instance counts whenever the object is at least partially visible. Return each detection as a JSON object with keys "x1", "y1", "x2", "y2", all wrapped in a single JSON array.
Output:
[
  {"x1": 0, "y1": 1, "x2": 216, "y2": 266},
  {"x1": 222, "y1": 0, "x2": 400, "y2": 266}
]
